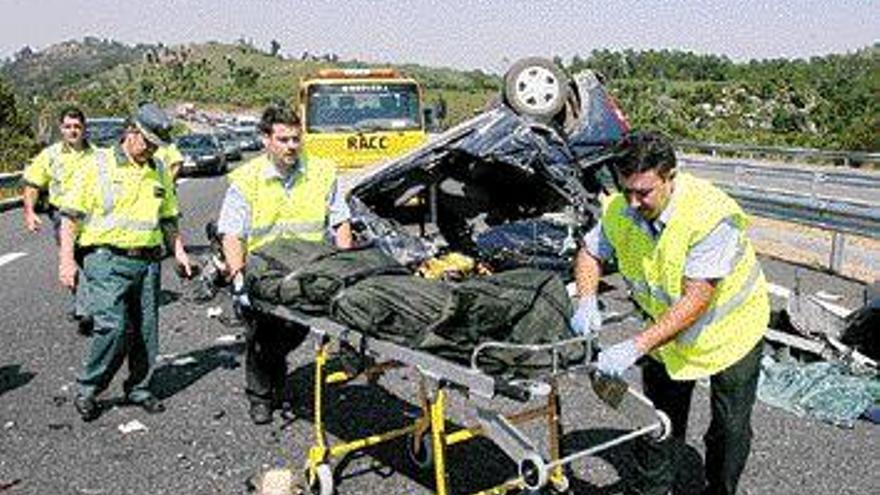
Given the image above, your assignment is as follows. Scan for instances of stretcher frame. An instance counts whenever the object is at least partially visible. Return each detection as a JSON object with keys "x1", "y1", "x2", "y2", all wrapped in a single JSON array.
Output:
[{"x1": 258, "y1": 303, "x2": 670, "y2": 495}]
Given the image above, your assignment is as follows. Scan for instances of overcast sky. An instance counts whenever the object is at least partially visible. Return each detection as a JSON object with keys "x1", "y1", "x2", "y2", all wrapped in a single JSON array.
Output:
[{"x1": 1, "y1": 0, "x2": 877, "y2": 72}]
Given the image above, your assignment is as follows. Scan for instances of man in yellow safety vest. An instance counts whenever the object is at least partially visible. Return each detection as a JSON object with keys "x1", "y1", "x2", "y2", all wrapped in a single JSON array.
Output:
[
  {"x1": 23, "y1": 106, "x2": 99, "y2": 328},
  {"x1": 570, "y1": 131, "x2": 768, "y2": 495},
  {"x1": 58, "y1": 103, "x2": 192, "y2": 422},
  {"x1": 217, "y1": 105, "x2": 352, "y2": 425}
]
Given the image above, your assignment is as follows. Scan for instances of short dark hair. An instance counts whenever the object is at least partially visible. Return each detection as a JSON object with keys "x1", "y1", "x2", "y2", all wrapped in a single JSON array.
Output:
[
  {"x1": 258, "y1": 105, "x2": 300, "y2": 136},
  {"x1": 611, "y1": 130, "x2": 677, "y2": 179},
  {"x1": 58, "y1": 105, "x2": 85, "y2": 124}
]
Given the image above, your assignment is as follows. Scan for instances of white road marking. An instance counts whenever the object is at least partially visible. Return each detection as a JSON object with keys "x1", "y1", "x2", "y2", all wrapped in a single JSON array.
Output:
[
  {"x1": 0, "y1": 252, "x2": 27, "y2": 268},
  {"x1": 767, "y1": 282, "x2": 791, "y2": 298}
]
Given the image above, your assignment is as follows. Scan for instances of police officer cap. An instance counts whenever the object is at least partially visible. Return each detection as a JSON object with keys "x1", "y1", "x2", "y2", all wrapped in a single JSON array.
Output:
[{"x1": 133, "y1": 103, "x2": 172, "y2": 146}]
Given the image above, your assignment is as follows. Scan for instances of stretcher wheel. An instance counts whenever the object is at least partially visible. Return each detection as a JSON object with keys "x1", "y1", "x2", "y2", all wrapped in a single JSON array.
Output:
[
  {"x1": 519, "y1": 453, "x2": 548, "y2": 491},
  {"x1": 651, "y1": 409, "x2": 672, "y2": 442},
  {"x1": 406, "y1": 432, "x2": 433, "y2": 469},
  {"x1": 305, "y1": 463, "x2": 334, "y2": 495}
]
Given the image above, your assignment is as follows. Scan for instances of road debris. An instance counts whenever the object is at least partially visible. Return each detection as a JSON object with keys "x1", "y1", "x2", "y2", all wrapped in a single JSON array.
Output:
[
  {"x1": 172, "y1": 356, "x2": 198, "y2": 366},
  {"x1": 257, "y1": 468, "x2": 295, "y2": 495},
  {"x1": 215, "y1": 334, "x2": 242, "y2": 344},
  {"x1": 0, "y1": 479, "x2": 22, "y2": 492},
  {"x1": 118, "y1": 420, "x2": 148, "y2": 435},
  {"x1": 815, "y1": 290, "x2": 843, "y2": 302}
]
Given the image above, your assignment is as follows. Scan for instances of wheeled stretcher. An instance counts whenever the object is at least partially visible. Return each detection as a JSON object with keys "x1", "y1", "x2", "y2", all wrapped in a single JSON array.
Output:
[{"x1": 256, "y1": 302, "x2": 671, "y2": 495}]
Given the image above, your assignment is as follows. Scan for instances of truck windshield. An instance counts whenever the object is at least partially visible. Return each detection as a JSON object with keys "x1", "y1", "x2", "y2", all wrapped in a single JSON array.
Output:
[{"x1": 306, "y1": 82, "x2": 421, "y2": 133}]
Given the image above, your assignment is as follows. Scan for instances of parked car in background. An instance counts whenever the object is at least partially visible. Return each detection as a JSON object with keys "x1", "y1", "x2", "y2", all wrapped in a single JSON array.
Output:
[
  {"x1": 86, "y1": 117, "x2": 126, "y2": 147},
  {"x1": 230, "y1": 126, "x2": 263, "y2": 151},
  {"x1": 215, "y1": 132, "x2": 243, "y2": 162},
  {"x1": 175, "y1": 133, "x2": 227, "y2": 176}
]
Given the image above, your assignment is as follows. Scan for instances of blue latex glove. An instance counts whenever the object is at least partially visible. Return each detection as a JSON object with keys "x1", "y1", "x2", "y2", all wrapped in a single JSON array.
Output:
[
  {"x1": 570, "y1": 295, "x2": 602, "y2": 337},
  {"x1": 596, "y1": 338, "x2": 643, "y2": 376}
]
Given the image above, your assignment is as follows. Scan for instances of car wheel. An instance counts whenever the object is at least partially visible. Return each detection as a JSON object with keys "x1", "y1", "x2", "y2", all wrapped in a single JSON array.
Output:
[{"x1": 503, "y1": 57, "x2": 570, "y2": 122}]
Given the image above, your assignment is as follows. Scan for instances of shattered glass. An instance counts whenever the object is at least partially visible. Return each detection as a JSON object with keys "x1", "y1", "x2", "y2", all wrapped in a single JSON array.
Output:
[{"x1": 757, "y1": 355, "x2": 880, "y2": 428}]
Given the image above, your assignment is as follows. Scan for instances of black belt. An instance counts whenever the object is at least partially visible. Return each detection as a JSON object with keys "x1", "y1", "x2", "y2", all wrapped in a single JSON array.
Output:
[{"x1": 96, "y1": 245, "x2": 163, "y2": 261}]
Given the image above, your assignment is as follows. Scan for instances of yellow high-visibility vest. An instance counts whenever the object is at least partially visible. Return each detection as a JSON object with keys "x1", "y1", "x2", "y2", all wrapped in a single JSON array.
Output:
[
  {"x1": 227, "y1": 153, "x2": 336, "y2": 252},
  {"x1": 62, "y1": 148, "x2": 178, "y2": 248},
  {"x1": 23, "y1": 142, "x2": 99, "y2": 207},
  {"x1": 603, "y1": 173, "x2": 768, "y2": 380}
]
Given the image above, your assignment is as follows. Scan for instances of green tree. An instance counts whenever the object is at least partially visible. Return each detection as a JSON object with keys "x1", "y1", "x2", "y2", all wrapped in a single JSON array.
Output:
[{"x1": 0, "y1": 75, "x2": 37, "y2": 172}]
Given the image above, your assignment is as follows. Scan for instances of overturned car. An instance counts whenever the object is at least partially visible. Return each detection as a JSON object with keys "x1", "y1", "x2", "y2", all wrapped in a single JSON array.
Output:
[{"x1": 347, "y1": 57, "x2": 630, "y2": 276}]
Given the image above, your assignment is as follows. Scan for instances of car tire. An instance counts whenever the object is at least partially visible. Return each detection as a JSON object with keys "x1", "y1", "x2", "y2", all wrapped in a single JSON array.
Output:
[{"x1": 503, "y1": 57, "x2": 570, "y2": 122}]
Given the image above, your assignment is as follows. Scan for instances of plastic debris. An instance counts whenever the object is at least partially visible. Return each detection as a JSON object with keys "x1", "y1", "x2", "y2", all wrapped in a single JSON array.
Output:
[
  {"x1": 0, "y1": 479, "x2": 23, "y2": 491},
  {"x1": 207, "y1": 306, "x2": 223, "y2": 318},
  {"x1": 118, "y1": 420, "x2": 148, "y2": 434},
  {"x1": 258, "y1": 468, "x2": 294, "y2": 495},
  {"x1": 215, "y1": 334, "x2": 241, "y2": 344}
]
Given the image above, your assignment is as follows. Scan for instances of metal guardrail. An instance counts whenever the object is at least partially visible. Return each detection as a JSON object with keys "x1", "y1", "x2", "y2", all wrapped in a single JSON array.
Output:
[
  {"x1": 676, "y1": 140, "x2": 880, "y2": 167},
  {"x1": 716, "y1": 182, "x2": 878, "y2": 272},
  {"x1": 677, "y1": 154, "x2": 880, "y2": 272},
  {"x1": 681, "y1": 157, "x2": 880, "y2": 192},
  {"x1": 0, "y1": 171, "x2": 24, "y2": 212},
  {"x1": 718, "y1": 183, "x2": 880, "y2": 237}
]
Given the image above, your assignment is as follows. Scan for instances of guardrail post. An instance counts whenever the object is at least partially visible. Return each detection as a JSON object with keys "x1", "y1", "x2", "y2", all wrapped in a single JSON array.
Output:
[
  {"x1": 811, "y1": 172, "x2": 825, "y2": 200},
  {"x1": 830, "y1": 232, "x2": 846, "y2": 273},
  {"x1": 733, "y1": 164, "x2": 743, "y2": 189}
]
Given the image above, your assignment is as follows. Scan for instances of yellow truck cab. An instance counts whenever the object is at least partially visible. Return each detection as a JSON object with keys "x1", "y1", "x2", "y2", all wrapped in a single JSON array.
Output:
[{"x1": 298, "y1": 68, "x2": 428, "y2": 169}]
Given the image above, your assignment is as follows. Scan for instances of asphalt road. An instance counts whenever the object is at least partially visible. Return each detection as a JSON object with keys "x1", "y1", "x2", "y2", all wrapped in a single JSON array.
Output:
[{"x1": 0, "y1": 164, "x2": 878, "y2": 494}]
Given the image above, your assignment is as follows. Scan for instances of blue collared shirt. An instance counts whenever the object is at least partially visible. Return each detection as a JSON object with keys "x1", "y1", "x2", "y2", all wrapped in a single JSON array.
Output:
[
  {"x1": 583, "y1": 184, "x2": 741, "y2": 280},
  {"x1": 217, "y1": 157, "x2": 352, "y2": 239}
]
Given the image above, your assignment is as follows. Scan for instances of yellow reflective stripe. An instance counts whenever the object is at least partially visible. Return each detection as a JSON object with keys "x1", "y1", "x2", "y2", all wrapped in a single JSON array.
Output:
[
  {"x1": 250, "y1": 221, "x2": 325, "y2": 239},
  {"x1": 676, "y1": 260, "x2": 762, "y2": 344}
]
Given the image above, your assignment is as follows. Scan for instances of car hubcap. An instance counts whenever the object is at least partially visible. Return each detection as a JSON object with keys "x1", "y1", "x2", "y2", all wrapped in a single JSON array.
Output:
[{"x1": 513, "y1": 66, "x2": 562, "y2": 114}]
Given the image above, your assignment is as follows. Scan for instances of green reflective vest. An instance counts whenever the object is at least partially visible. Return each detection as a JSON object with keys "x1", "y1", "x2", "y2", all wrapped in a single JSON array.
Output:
[
  {"x1": 227, "y1": 153, "x2": 336, "y2": 252},
  {"x1": 603, "y1": 173, "x2": 768, "y2": 380}
]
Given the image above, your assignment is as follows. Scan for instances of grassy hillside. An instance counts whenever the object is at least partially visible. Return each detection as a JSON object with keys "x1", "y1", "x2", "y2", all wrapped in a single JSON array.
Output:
[
  {"x1": 1, "y1": 37, "x2": 150, "y2": 98},
  {"x1": 571, "y1": 46, "x2": 879, "y2": 151},
  {"x1": 52, "y1": 41, "x2": 498, "y2": 129}
]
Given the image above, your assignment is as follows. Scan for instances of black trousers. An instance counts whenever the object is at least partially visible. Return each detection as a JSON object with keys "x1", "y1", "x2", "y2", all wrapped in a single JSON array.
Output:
[
  {"x1": 244, "y1": 311, "x2": 309, "y2": 407},
  {"x1": 629, "y1": 339, "x2": 763, "y2": 495}
]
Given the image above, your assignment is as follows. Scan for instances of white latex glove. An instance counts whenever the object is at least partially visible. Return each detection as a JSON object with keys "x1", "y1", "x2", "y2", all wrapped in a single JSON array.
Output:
[{"x1": 596, "y1": 338, "x2": 643, "y2": 377}]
